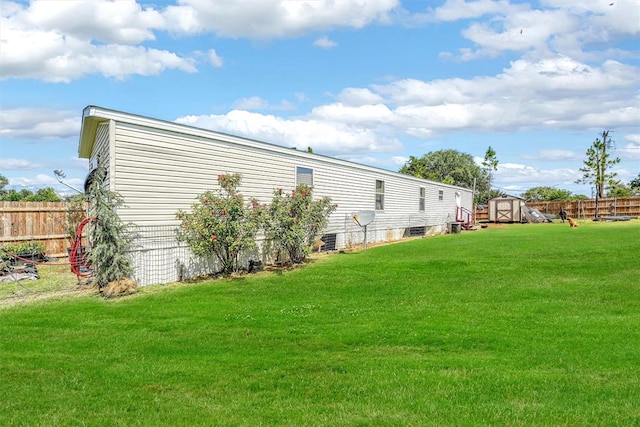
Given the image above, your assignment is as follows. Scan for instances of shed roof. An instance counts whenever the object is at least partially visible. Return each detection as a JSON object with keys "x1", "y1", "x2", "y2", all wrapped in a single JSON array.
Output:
[{"x1": 489, "y1": 194, "x2": 525, "y2": 200}]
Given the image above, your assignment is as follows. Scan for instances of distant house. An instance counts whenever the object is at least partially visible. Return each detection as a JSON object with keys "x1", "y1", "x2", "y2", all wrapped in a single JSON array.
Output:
[
  {"x1": 78, "y1": 106, "x2": 474, "y2": 285},
  {"x1": 488, "y1": 194, "x2": 525, "y2": 223}
]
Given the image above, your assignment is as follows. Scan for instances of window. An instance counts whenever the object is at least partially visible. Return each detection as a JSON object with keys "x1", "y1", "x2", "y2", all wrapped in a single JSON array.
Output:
[
  {"x1": 375, "y1": 180, "x2": 385, "y2": 210},
  {"x1": 419, "y1": 187, "x2": 425, "y2": 211},
  {"x1": 296, "y1": 166, "x2": 313, "y2": 187},
  {"x1": 438, "y1": 190, "x2": 444, "y2": 201}
]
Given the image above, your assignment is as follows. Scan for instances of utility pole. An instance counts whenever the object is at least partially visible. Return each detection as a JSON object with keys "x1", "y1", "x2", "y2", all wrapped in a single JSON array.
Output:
[
  {"x1": 472, "y1": 177, "x2": 477, "y2": 224},
  {"x1": 594, "y1": 130, "x2": 612, "y2": 221}
]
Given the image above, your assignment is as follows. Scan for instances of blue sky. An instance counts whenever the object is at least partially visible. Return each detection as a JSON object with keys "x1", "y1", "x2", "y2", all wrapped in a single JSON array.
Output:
[{"x1": 1, "y1": 0, "x2": 639, "y2": 198}]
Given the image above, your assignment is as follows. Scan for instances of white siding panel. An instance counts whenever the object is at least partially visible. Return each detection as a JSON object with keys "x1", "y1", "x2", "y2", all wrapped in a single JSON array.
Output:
[
  {"x1": 114, "y1": 123, "x2": 304, "y2": 224},
  {"x1": 112, "y1": 120, "x2": 470, "y2": 231}
]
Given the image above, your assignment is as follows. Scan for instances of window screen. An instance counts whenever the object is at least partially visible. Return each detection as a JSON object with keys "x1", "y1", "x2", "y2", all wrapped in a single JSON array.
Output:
[
  {"x1": 375, "y1": 180, "x2": 385, "y2": 210},
  {"x1": 419, "y1": 187, "x2": 425, "y2": 211},
  {"x1": 438, "y1": 190, "x2": 444, "y2": 201},
  {"x1": 296, "y1": 166, "x2": 313, "y2": 186}
]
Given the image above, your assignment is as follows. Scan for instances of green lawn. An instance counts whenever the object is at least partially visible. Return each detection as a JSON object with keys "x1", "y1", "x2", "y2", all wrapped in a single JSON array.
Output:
[{"x1": 1, "y1": 221, "x2": 639, "y2": 426}]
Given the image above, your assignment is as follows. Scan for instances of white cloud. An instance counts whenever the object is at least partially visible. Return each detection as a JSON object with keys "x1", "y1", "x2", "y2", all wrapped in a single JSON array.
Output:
[
  {"x1": 0, "y1": 108, "x2": 79, "y2": 139},
  {"x1": 175, "y1": 110, "x2": 403, "y2": 155},
  {"x1": 208, "y1": 49, "x2": 224, "y2": 68},
  {"x1": 1, "y1": 0, "x2": 398, "y2": 82},
  {"x1": 0, "y1": 0, "x2": 195, "y2": 82},
  {"x1": 20, "y1": 0, "x2": 164, "y2": 44},
  {"x1": 313, "y1": 36, "x2": 337, "y2": 49},
  {"x1": 0, "y1": 158, "x2": 40, "y2": 170},
  {"x1": 431, "y1": 0, "x2": 514, "y2": 22},
  {"x1": 336, "y1": 88, "x2": 385, "y2": 106},
  {"x1": 310, "y1": 103, "x2": 395, "y2": 126},
  {"x1": 232, "y1": 97, "x2": 296, "y2": 111},
  {"x1": 10, "y1": 173, "x2": 59, "y2": 188},
  {"x1": 433, "y1": 0, "x2": 640, "y2": 61},
  {"x1": 494, "y1": 162, "x2": 580, "y2": 194},
  {"x1": 163, "y1": 0, "x2": 399, "y2": 38},
  {"x1": 169, "y1": 48, "x2": 637, "y2": 165},
  {"x1": 524, "y1": 149, "x2": 579, "y2": 161},
  {"x1": 356, "y1": 56, "x2": 639, "y2": 134},
  {"x1": 617, "y1": 141, "x2": 640, "y2": 161},
  {"x1": 624, "y1": 134, "x2": 640, "y2": 144}
]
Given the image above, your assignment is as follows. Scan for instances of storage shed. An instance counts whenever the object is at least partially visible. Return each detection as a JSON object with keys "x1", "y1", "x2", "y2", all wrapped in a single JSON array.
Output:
[
  {"x1": 78, "y1": 106, "x2": 474, "y2": 285},
  {"x1": 488, "y1": 194, "x2": 525, "y2": 223}
]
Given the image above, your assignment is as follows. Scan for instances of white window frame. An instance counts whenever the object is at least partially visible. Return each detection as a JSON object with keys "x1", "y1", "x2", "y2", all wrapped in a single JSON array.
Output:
[
  {"x1": 419, "y1": 187, "x2": 426, "y2": 211},
  {"x1": 375, "y1": 180, "x2": 385, "y2": 210},
  {"x1": 296, "y1": 166, "x2": 314, "y2": 187}
]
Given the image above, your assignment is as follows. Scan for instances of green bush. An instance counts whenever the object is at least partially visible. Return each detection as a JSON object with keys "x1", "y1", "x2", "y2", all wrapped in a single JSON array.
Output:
[
  {"x1": 264, "y1": 184, "x2": 336, "y2": 264},
  {"x1": 176, "y1": 173, "x2": 265, "y2": 274},
  {"x1": 0, "y1": 241, "x2": 46, "y2": 261},
  {"x1": 176, "y1": 176, "x2": 336, "y2": 272}
]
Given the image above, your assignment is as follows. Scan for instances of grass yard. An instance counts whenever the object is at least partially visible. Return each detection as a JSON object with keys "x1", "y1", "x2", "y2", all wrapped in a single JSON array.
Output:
[{"x1": 1, "y1": 220, "x2": 639, "y2": 426}]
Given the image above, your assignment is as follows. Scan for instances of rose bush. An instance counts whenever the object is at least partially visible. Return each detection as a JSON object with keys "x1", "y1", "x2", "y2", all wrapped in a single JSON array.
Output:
[
  {"x1": 265, "y1": 184, "x2": 336, "y2": 264},
  {"x1": 176, "y1": 173, "x2": 264, "y2": 274}
]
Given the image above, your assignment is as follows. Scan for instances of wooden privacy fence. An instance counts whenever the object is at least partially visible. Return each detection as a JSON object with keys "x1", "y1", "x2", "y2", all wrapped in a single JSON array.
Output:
[
  {"x1": 475, "y1": 196, "x2": 640, "y2": 222},
  {"x1": 0, "y1": 202, "x2": 86, "y2": 258}
]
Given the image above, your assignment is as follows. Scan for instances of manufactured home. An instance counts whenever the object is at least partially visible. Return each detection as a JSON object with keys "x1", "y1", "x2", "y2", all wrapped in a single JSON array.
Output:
[{"x1": 78, "y1": 106, "x2": 473, "y2": 285}]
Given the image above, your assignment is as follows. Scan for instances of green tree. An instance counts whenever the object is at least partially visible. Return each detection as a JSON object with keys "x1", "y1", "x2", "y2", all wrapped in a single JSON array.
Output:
[
  {"x1": 176, "y1": 173, "x2": 265, "y2": 274},
  {"x1": 477, "y1": 189, "x2": 504, "y2": 205},
  {"x1": 264, "y1": 185, "x2": 336, "y2": 264},
  {"x1": 400, "y1": 149, "x2": 489, "y2": 192},
  {"x1": 575, "y1": 130, "x2": 621, "y2": 219},
  {"x1": 482, "y1": 146, "x2": 499, "y2": 184},
  {"x1": 0, "y1": 186, "x2": 61, "y2": 202},
  {"x1": 629, "y1": 173, "x2": 640, "y2": 196},
  {"x1": 521, "y1": 186, "x2": 574, "y2": 202},
  {"x1": 607, "y1": 181, "x2": 631, "y2": 197},
  {"x1": 0, "y1": 173, "x2": 8, "y2": 195},
  {"x1": 1, "y1": 189, "x2": 32, "y2": 201},
  {"x1": 86, "y1": 164, "x2": 136, "y2": 287},
  {"x1": 25, "y1": 187, "x2": 62, "y2": 202},
  {"x1": 576, "y1": 130, "x2": 620, "y2": 199}
]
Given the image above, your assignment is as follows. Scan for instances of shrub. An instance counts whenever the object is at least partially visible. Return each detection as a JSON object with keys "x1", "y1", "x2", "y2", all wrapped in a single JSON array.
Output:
[
  {"x1": 176, "y1": 173, "x2": 265, "y2": 274},
  {"x1": 265, "y1": 185, "x2": 336, "y2": 264},
  {"x1": 65, "y1": 194, "x2": 87, "y2": 246},
  {"x1": 0, "y1": 241, "x2": 46, "y2": 262},
  {"x1": 86, "y1": 165, "x2": 136, "y2": 288}
]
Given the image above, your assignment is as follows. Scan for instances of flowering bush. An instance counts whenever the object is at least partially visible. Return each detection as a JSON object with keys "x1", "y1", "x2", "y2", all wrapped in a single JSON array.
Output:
[
  {"x1": 265, "y1": 184, "x2": 336, "y2": 264},
  {"x1": 176, "y1": 173, "x2": 264, "y2": 274}
]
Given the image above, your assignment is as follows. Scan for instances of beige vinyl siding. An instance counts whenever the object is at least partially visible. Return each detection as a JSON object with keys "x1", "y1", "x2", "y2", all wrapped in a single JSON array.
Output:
[
  {"x1": 88, "y1": 122, "x2": 111, "y2": 189},
  {"x1": 85, "y1": 108, "x2": 471, "y2": 234},
  {"x1": 111, "y1": 119, "x2": 470, "y2": 229},
  {"x1": 90, "y1": 123, "x2": 110, "y2": 171},
  {"x1": 114, "y1": 123, "x2": 311, "y2": 224}
]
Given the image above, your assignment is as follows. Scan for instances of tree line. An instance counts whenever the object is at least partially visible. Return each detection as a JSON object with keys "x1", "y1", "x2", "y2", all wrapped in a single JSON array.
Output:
[
  {"x1": 398, "y1": 132, "x2": 639, "y2": 203},
  {"x1": 0, "y1": 174, "x2": 63, "y2": 201}
]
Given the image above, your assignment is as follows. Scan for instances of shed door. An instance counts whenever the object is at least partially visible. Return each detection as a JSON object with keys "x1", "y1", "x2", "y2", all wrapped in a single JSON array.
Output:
[{"x1": 496, "y1": 199, "x2": 514, "y2": 222}]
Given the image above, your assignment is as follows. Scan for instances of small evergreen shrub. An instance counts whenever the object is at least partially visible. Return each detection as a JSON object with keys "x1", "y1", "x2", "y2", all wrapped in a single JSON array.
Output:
[{"x1": 85, "y1": 165, "x2": 137, "y2": 289}]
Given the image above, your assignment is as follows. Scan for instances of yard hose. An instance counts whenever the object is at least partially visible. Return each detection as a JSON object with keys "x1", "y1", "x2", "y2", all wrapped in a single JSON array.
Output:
[
  {"x1": 0, "y1": 218, "x2": 95, "y2": 278},
  {"x1": 70, "y1": 217, "x2": 94, "y2": 279}
]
